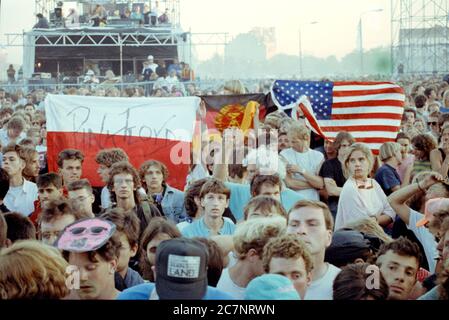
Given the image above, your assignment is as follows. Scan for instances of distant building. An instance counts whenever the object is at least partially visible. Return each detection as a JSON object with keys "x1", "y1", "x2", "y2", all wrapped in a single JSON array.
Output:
[{"x1": 250, "y1": 27, "x2": 277, "y2": 59}]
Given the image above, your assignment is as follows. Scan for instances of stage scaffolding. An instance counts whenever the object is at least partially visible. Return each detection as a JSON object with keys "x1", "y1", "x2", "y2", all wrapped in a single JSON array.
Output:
[{"x1": 391, "y1": 0, "x2": 449, "y2": 75}]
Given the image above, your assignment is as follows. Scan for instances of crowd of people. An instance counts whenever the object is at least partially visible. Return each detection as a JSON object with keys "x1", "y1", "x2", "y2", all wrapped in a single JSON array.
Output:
[
  {"x1": 33, "y1": 1, "x2": 173, "y2": 29},
  {"x1": 0, "y1": 75, "x2": 448, "y2": 301}
]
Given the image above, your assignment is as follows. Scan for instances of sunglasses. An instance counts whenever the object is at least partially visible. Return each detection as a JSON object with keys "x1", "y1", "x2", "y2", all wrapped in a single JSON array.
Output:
[
  {"x1": 69, "y1": 226, "x2": 108, "y2": 236},
  {"x1": 356, "y1": 180, "x2": 374, "y2": 189},
  {"x1": 428, "y1": 122, "x2": 438, "y2": 126}
]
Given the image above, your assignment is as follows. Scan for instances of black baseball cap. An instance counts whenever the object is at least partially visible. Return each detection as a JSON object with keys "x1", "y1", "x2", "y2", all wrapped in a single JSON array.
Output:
[
  {"x1": 325, "y1": 229, "x2": 372, "y2": 267},
  {"x1": 155, "y1": 238, "x2": 209, "y2": 300}
]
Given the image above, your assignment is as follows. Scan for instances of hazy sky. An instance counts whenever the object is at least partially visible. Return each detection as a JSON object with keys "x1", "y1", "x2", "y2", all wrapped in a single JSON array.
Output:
[{"x1": 0, "y1": 0, "x2": 391, "y2": 64}]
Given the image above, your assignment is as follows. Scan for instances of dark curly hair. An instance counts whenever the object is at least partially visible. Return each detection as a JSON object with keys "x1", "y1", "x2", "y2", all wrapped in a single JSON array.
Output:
[
  {"x1": 376, "y1": 236, "x2": 422, "y2": 269},
  {"x1": 411, "y1": 134, "x2": 437, "y2": 160},
  {"x1": 184, "y1": 178, "x2": 210, "y2": 218}
]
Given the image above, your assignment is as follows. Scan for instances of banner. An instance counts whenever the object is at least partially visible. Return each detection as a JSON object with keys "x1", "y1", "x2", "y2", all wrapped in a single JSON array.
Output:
[{"x1": 45, "y1": 94, "x2": 200, "y2": 190}]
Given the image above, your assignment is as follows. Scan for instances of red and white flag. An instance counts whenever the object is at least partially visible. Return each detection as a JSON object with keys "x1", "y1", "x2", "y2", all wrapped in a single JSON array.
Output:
[{"x1": 45, "y1": 94, "x2": 199, "y2": 190}]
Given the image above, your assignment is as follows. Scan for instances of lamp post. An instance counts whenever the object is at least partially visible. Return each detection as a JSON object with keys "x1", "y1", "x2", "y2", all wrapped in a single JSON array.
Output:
[
  {"x1": 299, "y1": 21, "x2": 318, "y2": 79},
  {"x1": 359, "y1": 9, "x2": 383, "y2": 75}
]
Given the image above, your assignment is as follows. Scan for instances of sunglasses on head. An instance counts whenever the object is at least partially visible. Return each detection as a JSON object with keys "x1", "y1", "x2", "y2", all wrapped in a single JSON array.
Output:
[{"x1": 69, "y1": 226, "x2": 108, "y2": 236}]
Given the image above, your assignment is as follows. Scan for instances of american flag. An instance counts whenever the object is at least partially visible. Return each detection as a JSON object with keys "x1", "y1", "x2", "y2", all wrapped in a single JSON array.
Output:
[{"x1": 271, "y1": 81, "x2": 405, "y2": 152}]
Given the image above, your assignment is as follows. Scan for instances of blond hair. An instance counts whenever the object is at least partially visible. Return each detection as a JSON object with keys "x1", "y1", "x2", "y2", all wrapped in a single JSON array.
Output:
[
  {"x1": 0, "y1": 240, "x2": 69, "y2": 299},
  {"x1": 344, "y1": 218, "x2": 392, "y2": 244},
  {"x1": 287, "y1": 122, "x2": 310, "y2": 140},
  {"x1": 379, "y1": 142, "x2": 401, "y2": 162},
  {"x1": 233, "y1": 216, "x2": 286, "y2": 260},
  {"x1": 343, "y1": 143, "x2": 374, "y2": 178}
]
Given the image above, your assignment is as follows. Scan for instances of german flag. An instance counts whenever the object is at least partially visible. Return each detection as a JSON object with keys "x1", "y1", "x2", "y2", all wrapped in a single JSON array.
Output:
[{"x1": 200, "y1": 93, "x2": 276, "y2": 133}]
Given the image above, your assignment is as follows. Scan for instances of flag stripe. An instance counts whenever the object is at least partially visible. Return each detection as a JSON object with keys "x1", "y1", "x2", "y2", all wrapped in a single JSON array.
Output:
[
  {"x1": 319, "y1": 119, "x2": 400, "y2": 126},
  {"x1": 354, "y1": 137, "x2": 396, "y2": 144},
  {"x1": 325, "y1": 131, "x2": 398, "y2": 139},
  {"x1": 333, "y1": 93, "x2": 405, "y2": 103},
  {"x1": 333, "y1": 87, "x2": 404, "y2": 97},
  {"x1": 334, "y1": 81, "x2": 396, "y2": 86},
  {"x1": 47, "y1": 132, "x2": 191, "y2": 189},
  {"x1": 299, "y1": 103, "x2": 328, "y2": 138},
  {"x1": 332, "y1": 100, "x2": 404, "y2": 108},
  {"x1": 333, "y1": 84, "x2": 401, "y2": 91},
  {"x1": 330, "y1": 113, "x2": 403, "y2": 120},
  {"x1": 319, "y1": 125, "x2": 400, "y2": 132},
  {"x1": 332, "y1": 106, "x2": 403, "y2": 115}
]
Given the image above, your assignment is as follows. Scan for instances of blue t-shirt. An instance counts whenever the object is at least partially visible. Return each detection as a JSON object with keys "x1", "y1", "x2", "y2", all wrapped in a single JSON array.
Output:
[
  {"x1": 117, "y1": 282, "x2": 235, "y2": 300},
  {"x1": 374, "y1": 164, "x2": 401, "y2": 196},
  {"x1": 181, "y1": 216, "x2": 236, "y2": 238},
  {"x1": 225, "y1": 182, "x2": 304, "y2": 221}
]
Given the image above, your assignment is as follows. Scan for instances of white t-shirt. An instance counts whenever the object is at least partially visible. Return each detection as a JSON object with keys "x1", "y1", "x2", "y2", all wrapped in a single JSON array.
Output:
[
  {"x1": 216, "y1": 268, "x2": 246, "y2": 299},
  {"x1": 4, "y1": 180, "x2": 38, "y2": 216},
  {"x1": 304, "y1": 263, "x2": 341, "y2": 300},
  {"x1": 280, "y1": 148, "x2": 324, "y2": 200},
  {"x1": 408, "y1": 209, "x2": 438, "y2": 273},
  {"x1": 101, "y1": 186, "x2": 111, "y2": 210}
]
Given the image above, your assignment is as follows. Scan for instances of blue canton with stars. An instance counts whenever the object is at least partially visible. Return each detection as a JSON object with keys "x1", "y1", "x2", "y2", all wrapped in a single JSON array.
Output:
[{"x1": 272, "y1": 81, "x2": 334, "y2": 120}]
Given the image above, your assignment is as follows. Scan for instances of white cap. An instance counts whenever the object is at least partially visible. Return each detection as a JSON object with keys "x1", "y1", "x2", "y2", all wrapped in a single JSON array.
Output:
[
  {"x1": 86, "y1": 69, "x2": 95, "y2": 76},
  {"x1": 147, "y1": 55, "x2": 154, "y2": 60}
]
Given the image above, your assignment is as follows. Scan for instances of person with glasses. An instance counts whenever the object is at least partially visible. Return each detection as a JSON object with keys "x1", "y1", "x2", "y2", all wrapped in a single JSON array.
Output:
[
  {"x1": 335, "y1": 143, "x2": 396, "y2": 230},
  {"x1": 427, "y1": 111, "x2": 441, "y2": 141},
  {"x1": 107, "y1": 161, "x2": 161, "y2": 239},
  {"x1": 431, "y1": 123, "x2": 449, "y2": 177}
]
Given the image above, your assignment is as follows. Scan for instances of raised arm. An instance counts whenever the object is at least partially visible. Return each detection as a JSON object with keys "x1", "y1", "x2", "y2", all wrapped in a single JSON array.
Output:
[{"x1": 388, "y1": 172, "x2": 444, "y2": 225}]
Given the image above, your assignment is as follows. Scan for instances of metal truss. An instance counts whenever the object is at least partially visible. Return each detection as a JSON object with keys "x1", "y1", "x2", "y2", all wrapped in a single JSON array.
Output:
[
  {"x1": 6, "y1": 30, "x2": 178, "y2": 47},
  {"x1": 391, "y1": 0, "x2": 449, "y2": 74},
  {"x1": 6, "y1": 31, "x2": 229, "y2": 48}
]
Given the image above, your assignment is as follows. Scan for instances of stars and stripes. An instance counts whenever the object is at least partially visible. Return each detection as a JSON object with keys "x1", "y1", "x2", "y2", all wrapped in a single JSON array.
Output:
[{"x1": 271, "y1": 81, "x2": 405, "y2": 152}]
